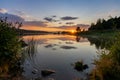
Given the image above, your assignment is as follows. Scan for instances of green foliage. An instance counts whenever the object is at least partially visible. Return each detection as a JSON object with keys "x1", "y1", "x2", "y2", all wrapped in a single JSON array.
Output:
[
  {"x1": 110, "y1": 34, "x2": 120, "y2": 64},
  {"x1": 90, "y1": 34, "x2": 120, "y2": 80},
  {"x1": 0, "y1": 18, "x2": 23, "y2": 78},
  {"x1": 76, "y1": 27, "x2": 81, "y2": 33},
  {"x1": 0, "y1": 18, "x2": 21, "y2": 58},
  {"x1": 89, "y1": 16, "x2": 120, "y2": 31},
  {"x1": 87, "y1": 36, "x2": 115, "y2": 50}
]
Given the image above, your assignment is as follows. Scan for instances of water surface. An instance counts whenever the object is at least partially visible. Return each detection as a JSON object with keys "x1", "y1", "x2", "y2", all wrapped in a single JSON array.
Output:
[{"x1": 22, "y1": 34, "x2": 98, "y2": 80}]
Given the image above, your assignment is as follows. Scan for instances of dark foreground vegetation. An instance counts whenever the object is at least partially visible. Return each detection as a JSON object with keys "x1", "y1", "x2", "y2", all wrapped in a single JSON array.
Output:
[
  {"x1": 85, "y1": 16, "x2": 120, "y2": 80},
  {"x1": 86, "y1": 34, "x2": 120, "y2": 80},
  {"x1": 89, "y1": 16, "x2": 120, "y2": 31},
  {"x1": 0, "y1": 17, "x2": 24, "y2": 79},
  {"x1": 76, "y1": 16, "x2": 120, "y2": 37}
]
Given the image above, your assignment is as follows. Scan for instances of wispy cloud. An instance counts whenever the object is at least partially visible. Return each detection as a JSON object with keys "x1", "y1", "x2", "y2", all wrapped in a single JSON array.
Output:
[
  {"x1": 44, "y1": 17, "x2": 55, "y2": 22},
  {"x1": 51, "y1": 15, "x2": 57, "y2": 18},
  {"x1": 53, "y1": 24, "x2": 90, "y2": 30},
  {"x1": 24, "y1": 21, "x2": 47, "y2": 27},
  {"x1": 66, "y1": 22, "x2": 74, "y2": 25},
  {"x1": 44, "y1": 16, "x2": 59, "y2": 22},
  {"x1": 77, "y1": 24, "x2": 90, "y2": 27},
  {"x1": 15, "y1": 10, "x2": 38, "y2": 21},
  {"x1": 61, "y1": 16, "x2": 78, "y2": 20},
  {"x1": 0, "y1": 9, "x2": 47, "y2": 27},
  {"x1": 0, "y1": 8, "x2": 7, "y2": 13}
]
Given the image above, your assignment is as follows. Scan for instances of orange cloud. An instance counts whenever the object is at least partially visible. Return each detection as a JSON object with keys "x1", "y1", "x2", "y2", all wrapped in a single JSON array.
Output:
[
  {"x1": 21, "y1": 25, "x2": 65, "y2": 32},
  {"x1": 21, "y1": 24, "x2": 90, "y2": 32}
]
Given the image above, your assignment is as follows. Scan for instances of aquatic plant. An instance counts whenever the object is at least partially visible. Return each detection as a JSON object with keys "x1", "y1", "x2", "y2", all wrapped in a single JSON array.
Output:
[
  {"x1": 25, "y1": 38, "x2": 37, "y2": 57},
  {"x1": 74, "y1": 61, "x2": 88, "y2": 71}
]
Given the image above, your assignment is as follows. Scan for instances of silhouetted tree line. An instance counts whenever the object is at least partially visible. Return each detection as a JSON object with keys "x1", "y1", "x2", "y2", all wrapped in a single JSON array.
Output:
[{"x1": 89, "y1": 16, "x2": 120, "y2": 31}]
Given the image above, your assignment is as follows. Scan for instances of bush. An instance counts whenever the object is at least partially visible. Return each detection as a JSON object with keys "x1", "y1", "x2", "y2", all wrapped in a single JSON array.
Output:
[
  {"x1": 0, "y1": 18, "x2": 22, "y2": 78},
  {"x1": 90, "y1": 34, "x2": 120, "y2": 80}
]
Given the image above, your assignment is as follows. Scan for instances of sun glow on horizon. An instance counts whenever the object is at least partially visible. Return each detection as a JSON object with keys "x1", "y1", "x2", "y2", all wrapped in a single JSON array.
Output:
[{"x1": 70, "y1": 30, "x2": 76, "y2": 34}]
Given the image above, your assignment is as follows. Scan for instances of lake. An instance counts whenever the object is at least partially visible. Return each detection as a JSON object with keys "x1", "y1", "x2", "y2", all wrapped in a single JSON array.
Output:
[{"x1": 21, "y1": 34, "x2": 99, "y2": 80}]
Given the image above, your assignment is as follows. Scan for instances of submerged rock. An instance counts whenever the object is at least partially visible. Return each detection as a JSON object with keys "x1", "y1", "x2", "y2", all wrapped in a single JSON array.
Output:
[
  {"x1": 74, "y1": 61, "x2": 88, "y2": 71},
  {"x1": 83, "y1": 64, "x2": 89, "y2": 69},
  {"x1": 32, "y1": 69, "x2": 38, "y2": 74},
  {"x1": 41, "y1": 69, "x2": 55, "y2": 77}
]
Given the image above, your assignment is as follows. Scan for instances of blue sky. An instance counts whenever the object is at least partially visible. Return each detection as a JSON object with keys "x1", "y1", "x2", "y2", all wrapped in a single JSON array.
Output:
[{"x1": 0, "y1": 0, "x2": 120, "y2": 31}]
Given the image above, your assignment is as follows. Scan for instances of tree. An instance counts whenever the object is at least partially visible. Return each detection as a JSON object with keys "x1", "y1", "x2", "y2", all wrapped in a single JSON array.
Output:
[
  {"x1": 76, "y1": 27, "x2": 81, "y2": 33},
  {"x1": 89, "y1": 16, "x2": 120, "y2": 31}
]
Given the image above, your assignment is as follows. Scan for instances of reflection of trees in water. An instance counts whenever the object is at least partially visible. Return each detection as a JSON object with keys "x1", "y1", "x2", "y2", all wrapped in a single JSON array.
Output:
[
  {"x1": 87, "y1": 36, "x2": 114, "y2": 49},
  {"x1": 76, "y1": 35, "x2": 120, "y2": 80},
  {"x1": 76, "y1": 35, "x2": 81, "y2": 42},
  {"x1": 75, "y1": 35, "x2": 88, "y2": 42}
]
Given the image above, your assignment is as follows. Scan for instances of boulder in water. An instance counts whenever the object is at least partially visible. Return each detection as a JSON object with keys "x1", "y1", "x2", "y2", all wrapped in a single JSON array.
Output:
[{"x1": 41, "y1": 69, "x2": 55, "y2": 77}]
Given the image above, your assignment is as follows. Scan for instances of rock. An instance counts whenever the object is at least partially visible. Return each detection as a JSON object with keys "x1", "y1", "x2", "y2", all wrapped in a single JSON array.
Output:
[
  {"x1": 74, "y1": 61, "x2": 88, "y2": 71},
  {"x1": 83, "y1": 64, "x2": 89, "y2": 69},
  {"x1": 41, "y1": 69, "x2": 55, "y2": 77},
  {"x1": 74, "y1": 61, "x2": 83, "y2": 71},
  {"x1": 32, "y1": 69, "x2": 38, "y2": 74}
]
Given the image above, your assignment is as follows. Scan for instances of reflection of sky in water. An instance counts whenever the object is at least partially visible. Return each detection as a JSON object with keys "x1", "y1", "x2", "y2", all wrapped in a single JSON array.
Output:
[{"x1": 22, "y1": 34, "x2": 97, "y2": 80}]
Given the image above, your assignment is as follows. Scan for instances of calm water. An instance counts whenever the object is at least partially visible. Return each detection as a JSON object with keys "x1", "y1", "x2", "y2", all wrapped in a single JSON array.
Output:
[{"x1": 22, "y1": 34, "x2": 98, "y2": 80}]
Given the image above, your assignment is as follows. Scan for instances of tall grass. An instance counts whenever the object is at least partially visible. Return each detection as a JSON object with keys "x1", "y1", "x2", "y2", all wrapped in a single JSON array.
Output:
[
  {"x1": 90, "y1": 33, "x2": 120, "y2": 80},
  {"x1": 22, "y1": 38, "x2": 38, "y2": 60},
  {"x1": 26, "y1": 38, "x2": 37, "y2": 55}
]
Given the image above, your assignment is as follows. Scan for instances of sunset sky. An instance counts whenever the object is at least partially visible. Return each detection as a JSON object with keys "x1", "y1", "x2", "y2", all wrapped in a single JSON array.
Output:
[{"x1": 0, "y1": 0, "x2": 120, "y2": 31}]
